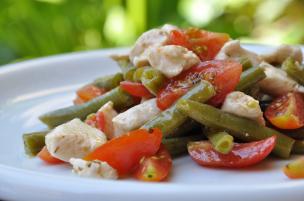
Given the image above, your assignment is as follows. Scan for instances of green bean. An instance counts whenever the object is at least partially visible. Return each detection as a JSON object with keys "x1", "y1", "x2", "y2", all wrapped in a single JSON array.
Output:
[
  {"x1": 163, "y1": 134, "x2": 205, "y2": 157},
  {"x1": 133, "y1": 67, "x2": 148, "y2": 82},
  {"x1": 176, "y1": 100, "x2": 295, "y2": 158},
  {"x1": 23, "y1": 131, "x2": 48, "y2": 156},
  {"x1": 141, "y1": 68, "x2": 166, "y2": 95},
  {"x1": 142, "y1": 81, "x2": 215, "y2": 137},
  {"x1": 92, "y1": 73, "x2": 123, "y2": 90},
  {"x1": 111, "y1": 54, "x2": 132, "y2": 72},
  {"x1": 282, "y1": 57, "x2": 304, "y2": 85},
  {"x1": 23, "y1": 121, "x2": 200, "y2": 157},
  {"x1": 239, "y1": 57, "x2": 253, "y2": 71},
  {"x1": 39, "y1": 87, "x2": 135, "y2": 128},
  {"x1": 236, "y1": 67, "x2": 266, "y2": 91},
  {"x1": 292, "y1": 140, "x2": 304, "y2": 154},
  {"x1": 110, "y1": 54, "x2": 136, "y2": 81},
  {"x1": 167, "y1": 120, "x2": 201, "y2": 138},
  {"x1": 205, "y1": 130, "x2": 234, "y2": 154},
  {"x1": 282, "y1": 128, "x2": 304, "y2": 140},
  {"x1": 244, "y1": 85, "x2": 263, "y2": 100},
  {"x1": 123, "y1": 67, "x2": 137, "y2": 81}
]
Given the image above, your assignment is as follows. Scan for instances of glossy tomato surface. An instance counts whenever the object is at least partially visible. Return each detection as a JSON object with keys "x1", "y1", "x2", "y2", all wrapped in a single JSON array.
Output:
[
  {"x1": 84, "y1": 129, "x2": 162, "y2": 175},
  {"x1": 168, "y1": 28, "x2": 230, "y2": 61},
  {"x1": 157, "y1": 60, "x2": 242, "y2": 110},
  {"x1": 134, "y1": 145, "x2": 172, "y2": 182},
  {"x1": 265, "y1": 92, "x2": 304, "y2": 130},
  {"x1": 188, "y1": 136, "x2": 276, "y2": 168},
  {"x1": 37, "y1": 146, "x2": 64, "y2": 164}
]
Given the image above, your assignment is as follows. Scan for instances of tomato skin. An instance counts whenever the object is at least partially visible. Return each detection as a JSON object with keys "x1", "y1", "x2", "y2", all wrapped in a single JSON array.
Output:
[
  {"x1": 73, "y1": 96, "x2": 86, "y2": 105},
  {"x1": 168, "y1": 28, "x2": 230, "y2": 61},
  {"x1": 85, "y1": 113, "x2": 97, "y2": 127},
  {"x1": 168, "y1": 30, "x2": 191, "y2": 49},
  {"x1": 265, "y1": 92, "x2": 304, "y2": 130},
  {"x1": 134, "y1": 145, "x2": 172, "y2": 182},
  {"x1": 85, "y1": 112, "x2": 106, "y2": 132},
  {"x1": 156, "y1": 60, "x2": 242, "y2": 110},
  {"x1": 84, "y1": 129, "x2": 162, "y2": 176},
  {"x1": 76, "y1": 84, "x2": 106, "y2": 102},
  {"x1": 188, "y1": 136, "x2": 276, "y2": 168},
  {"x1": 37, "y1": 146, "x2": 64, "y2": 164},
  {"x1": 96, "y1": 112, "x2": 106, "y2": 133},
  {"x1": 120, "y1": 81, "x2": 153, "y2": 98},
  {"x1": 203, "y1": 61, "x2": 242, "y2": 106},
  {"x1": 283, "y1": 157, "x2": 304, "y2": 179},
  {"x1": 157, "y1": 87, "x2": 188, "y2": 111}
]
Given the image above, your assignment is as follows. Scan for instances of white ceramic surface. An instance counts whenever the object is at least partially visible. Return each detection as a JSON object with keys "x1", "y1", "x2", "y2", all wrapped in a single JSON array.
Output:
[{"x1": 0, "y1": 45, "x2": 304, "y2": 201}]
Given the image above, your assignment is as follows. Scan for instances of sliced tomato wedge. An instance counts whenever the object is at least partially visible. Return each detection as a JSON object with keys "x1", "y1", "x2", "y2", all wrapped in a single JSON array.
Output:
[
  {"x1": 188, "y1": 136, "x2": 276, "y2": 168},
  {"x1": 85, "y1": 113, "x2": 97, "y2": 128},
  {"x1": 96, "y1": 111, "x2": 106, "y2": 133},
  {"x1": 73, "y1": 96, "x2": 86, "y2": 105},
  {"x1": 168, "y1": 28, "x2": 230, "y2": 61},
  {"x1": 85, "y1": 112, "x2": 110, "y2": 139},
  {"x1": 134, "y1": 144, "x2": 172, "y2": 182},
  {"x1": 120, "y1": 81, "x2": 153, "y2": 98},
  {"x1": 84, "y1": 128, "x2": 162, "y2": 175},
  {"x1": 76, "y1": 84, "x2": 106, "y2": 102},
  {"x1": 265, "y1": 92, "x2": 304, "y2": 130},
  {"x1": 37, "y1": 146, "x2": 64, "y2": 164},
  {"x1": 168, "y1": 30, "x2": 191, "y2": 49},
  {"x1": 156, "y1": 60, "x2": 242, "y2": 110},
  {"x1": 283, "y1": 157, "x2": 304, "y2": 179}
]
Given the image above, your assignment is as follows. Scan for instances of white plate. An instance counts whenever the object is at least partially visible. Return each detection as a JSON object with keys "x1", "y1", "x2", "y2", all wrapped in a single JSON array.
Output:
[{"x1": 1, "y1": 45, "x2": 304, "y2": 201}]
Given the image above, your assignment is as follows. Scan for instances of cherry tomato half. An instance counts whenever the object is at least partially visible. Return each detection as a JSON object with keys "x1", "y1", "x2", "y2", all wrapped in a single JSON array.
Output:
[
  {"x1": 188, "y1": 136, "x2": 276, "y2": 168},
  {"x1": 120, "y1": 81, "x2": 153, "y2": 98},
  {"x1": 156, "y1": 60, "x2": 242, "y2": 110},
  {"x1": 265, "y1": 92, "x2": 304, "y2": 130},
  {"x1": 283, "y1": 157, "x2": 304, "y2": 179},
  {"x1": 37, "y1": 146, "x2": 64, "y2": 164},
  {"x1": 168, "y1": 28, "x2": 230, "y2": 61},
  {"x1": 76, "y1": 84, "x2": 106, "y2": 103},
  {"x1": 134, "y1": 145, "x2": 172, "y2": 182},
  {"x1": 73, "y1": 96, "x2": 86, "y2": 105},
  {"x1": 84, "y1": 128, "x2": 162, "y2": 176}
]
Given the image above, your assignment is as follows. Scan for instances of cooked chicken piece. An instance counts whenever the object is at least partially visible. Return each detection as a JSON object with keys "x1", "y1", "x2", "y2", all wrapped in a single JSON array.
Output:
[
  {"x1": 222, "y1": 91, "x2": 265, "y2": 125},
  {"x1": 96, "y1": 101, "x2": 118, "y2": 140},
  {"x1": 45, "y1": 118, "x2": 107, "y2": 162},
  {"x1": 161, "y1": 24, "x2": 179, "y2": 32},
  {"x1": 129, "y1": 24, "x2": 180, "y2": 67},
  {"x1": 129, "y1": 29, "x2": 170, "y2": 67},
  {"x1": 70, "y1": 158, "x2": 118, "y2": 179},
  {"x1": 215, "y1": 40, "x2": 262, "y2": 67},
  {"x1": 260, "y1": 45, "x2": 303, "y2": 65},
  {"x1": 147, "y1": 45, "x2": 200, "y2": 78},
  {"x1": 258, "y1": 62, "x2": 304, "y2": 96},
  {"x1": 112, "y1": 98, "x2": 161, "y2": 137}
]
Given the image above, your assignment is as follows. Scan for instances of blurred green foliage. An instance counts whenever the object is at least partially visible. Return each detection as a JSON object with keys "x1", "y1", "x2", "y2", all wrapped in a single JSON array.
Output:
[{"x1": 0, "y1": 0, "x2": 304, "y2": 65}]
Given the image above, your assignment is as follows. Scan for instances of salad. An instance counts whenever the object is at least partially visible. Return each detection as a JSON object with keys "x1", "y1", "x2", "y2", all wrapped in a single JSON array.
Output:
[{"x1": 23, "y1": 24, "x2": 304, "y2": 181}]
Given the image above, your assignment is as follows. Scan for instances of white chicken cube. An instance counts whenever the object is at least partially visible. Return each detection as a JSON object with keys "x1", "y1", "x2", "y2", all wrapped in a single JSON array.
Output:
[
  {"x1": 215, "y1": 40, "x2": 262, "y2": 67},
  {"x1": 260, "y1": 45, "x2": 303, "y2": 65},
  {"x1": 97, "y1": 101, "x2": 118, "y2": 140},
  {"x1": 258, "y1": 62, "x2": 304, "y2": 96},
  {"x1": 147, "y1": 45, "x2": 200, "y2": 78},
  {"x1": 112, "y1": 98, "x2": 161, "y2": 137},
  {"x1": 70, "y1": 158, "x2": 118, "y2": 180},
  {"x1": 45, "y1": 118, "x2": 107, "y2": 162},
  {"x1": 129, "y1": 28, "x2": 170, "y2": 67},
  {"x1": 161, "y1": 24, "x2": 179, "y2": 33},
  {"x1": 221, "y1": 91, "x2": 265, "y2": 124},
  {"x1": 129, "y1": 24, "x2": 180, "y2": 67}
]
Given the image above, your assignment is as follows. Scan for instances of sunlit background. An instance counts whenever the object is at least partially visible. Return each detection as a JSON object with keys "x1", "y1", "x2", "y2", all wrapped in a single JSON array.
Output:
[{"x1": 1, "y1": 0, "x2": 304, "y2": 65}]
